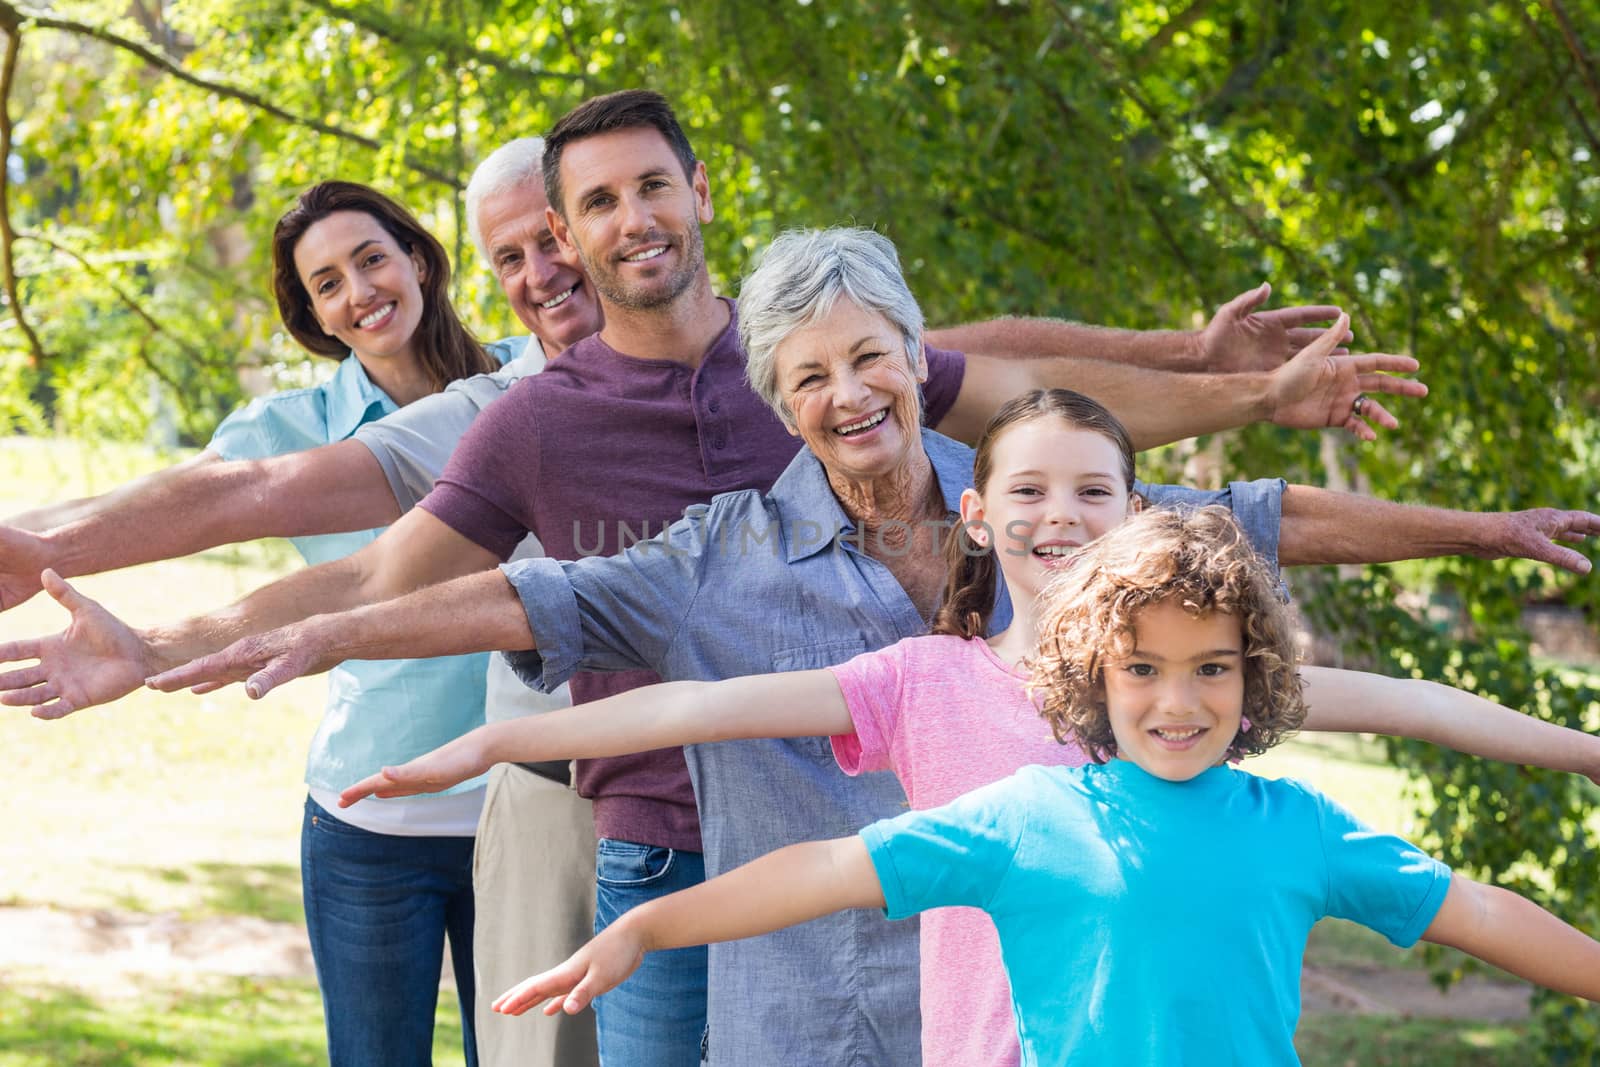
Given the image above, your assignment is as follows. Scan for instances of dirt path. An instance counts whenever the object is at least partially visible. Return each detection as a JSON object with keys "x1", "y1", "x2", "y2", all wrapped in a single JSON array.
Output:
[
  {"x1": 0, "y1": 905, "x2": 454, "y2": 992},
  {"x1": 0, "y1": 905, "x2": 1520, "y2": 1020}
]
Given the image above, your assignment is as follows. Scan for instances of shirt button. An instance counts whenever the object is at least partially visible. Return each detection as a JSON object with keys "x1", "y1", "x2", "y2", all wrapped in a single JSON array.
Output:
[
  {"x1": 713, "y1": 436, "x2": 726, "y2": 449},
  {"x1": 708, "y1": 398, "x2": 720, "y2": 413}
]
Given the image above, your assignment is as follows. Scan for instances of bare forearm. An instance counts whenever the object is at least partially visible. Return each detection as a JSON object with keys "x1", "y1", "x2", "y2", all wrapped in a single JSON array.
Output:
[
  {"x1": 948, "y1": 352, "x2": 1272, "y2": 451},
  {"x1": 928, "y1": 318, "x2": 1200, "y2": 373},
  {"x1": 483, "y1": 672, "x2": 850, "y2": 764},
  {"x1": 622, "y1": 837, "x2": 883, "y2": 954},
  {"x1": 140, "y1": 554, "x2": 381, "y2": 671},
  {"x1": 1426, "y1": 878, "x2": 1600, "y2": 1002},
  {"x1": 317, "y1": 569, "x2": 535, "y2": 665},
  {"x1": 1300, "y1": 668, "x2": 1600, "y2": 777},
  {"x1": 24, "y1": 443, "x2": 399, "y2": 581},
  {"x1": 1278, "y1": 485, "x2": 1498, "y2": 567}
]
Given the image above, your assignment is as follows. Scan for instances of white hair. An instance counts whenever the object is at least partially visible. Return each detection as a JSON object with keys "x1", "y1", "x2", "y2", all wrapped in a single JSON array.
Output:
[
  {"x1": 464, "y1": 136, "x2": 546, "y2": 267},
  {"x1": 738, "y1": 227, "x2": 924, "y2": 425}
]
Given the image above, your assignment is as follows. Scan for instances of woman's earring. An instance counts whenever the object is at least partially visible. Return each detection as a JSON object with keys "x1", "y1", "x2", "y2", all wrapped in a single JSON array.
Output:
[{"x1": 1240, "y1": 716, "x2": 1253, "y2": 733}]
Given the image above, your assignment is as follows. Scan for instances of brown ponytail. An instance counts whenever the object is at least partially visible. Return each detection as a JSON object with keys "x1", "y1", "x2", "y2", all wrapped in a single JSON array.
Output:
[
  {"x1": 933, "y1": 519, "x2": 1001, "y2": 639},
  {"x1": 932, "y1": 388, "x2": 1136, "y2": 640}
]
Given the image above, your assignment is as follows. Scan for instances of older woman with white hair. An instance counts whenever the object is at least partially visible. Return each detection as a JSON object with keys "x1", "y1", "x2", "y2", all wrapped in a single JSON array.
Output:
[{"x1": 132, "y1": 226, "x2": 1304, "y2": 1063}]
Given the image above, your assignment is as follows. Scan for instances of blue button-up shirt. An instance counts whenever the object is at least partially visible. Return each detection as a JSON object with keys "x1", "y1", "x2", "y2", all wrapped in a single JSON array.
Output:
[{"x1": 502, "y1": 428, "x2": 1283, "y2": 1067}]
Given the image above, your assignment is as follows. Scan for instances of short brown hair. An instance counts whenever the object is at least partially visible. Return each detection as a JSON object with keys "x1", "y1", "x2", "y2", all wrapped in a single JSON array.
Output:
[
  {"x1": 270, "y1": 181, "x2": 493, "y2": 388},
  {"x1": 541, "y1": 89, "x2": 697, "y2": 218},
  {"x1": 1028, "y1": 505, "x2": 1305, "y2": 762}
]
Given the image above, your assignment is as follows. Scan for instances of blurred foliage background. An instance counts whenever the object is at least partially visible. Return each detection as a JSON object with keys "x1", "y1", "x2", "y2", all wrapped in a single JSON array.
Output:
[{"x1": 1, "y1": 0, "x2": 1597, "y2": 1053}]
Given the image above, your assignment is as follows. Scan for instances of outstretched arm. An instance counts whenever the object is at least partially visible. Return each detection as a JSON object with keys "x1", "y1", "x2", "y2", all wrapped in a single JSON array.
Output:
[
  {"x1": 1277, "y1": 485, "x2": 1599, "y2": 574},
  {"x1": 0, "y1": 442, "x2": 399, "y2": 612},
  {"x1": 927, "y1": 283, "x2": 1347, "y2": 374},
  {"x1": 937, "y1": 314, "x2": 1425, "y2": 451},
  {"x1": 1423, "y1": 875, "x2": 1600, "y2": 1002},
  {"x1": 1298, "y1": 667, "x2": 1600, "y2": 784},
  {"x1": 145, "y1": 567, "x2": 532, "y2": 701},
  {"x1": 494, "y1": 836, "x2": 882, "y2": 1017},
  {"x1": 339, "y1": 669, "x2": 854, "y2": 805},
  {"x1": 0, "y1": 508, "x2": 498, "y2": 718}
]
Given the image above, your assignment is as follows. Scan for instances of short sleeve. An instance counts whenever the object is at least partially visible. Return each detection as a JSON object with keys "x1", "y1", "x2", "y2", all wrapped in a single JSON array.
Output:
[
  {"x1": 500, "y1": 508, "x2": 709, "y2": 692},
  {"x1": 861, "y1": 771, "x2": 1030, "y2": 920},
  {"x1": 209, "y1": 397, "x2": 284, "y2": 462},
  {"x1": 357, "y1": 353, "x2": 539, "y2": 514},
  {"x1": 1317, "y1": 791, "x2": 1452, "y2": 948},
  {"x1": 827, "y1": 643, "x2": 908, "y2": 776},
  {"x1": 921, "y1": 345, "x2": 966, "y2": 428},
  {"x1": 1136, "y1": 477, "x2": 1286, "y2": 570}
]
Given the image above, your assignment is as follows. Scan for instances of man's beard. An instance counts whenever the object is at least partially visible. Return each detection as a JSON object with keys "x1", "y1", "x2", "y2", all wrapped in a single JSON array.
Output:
[{"x1": 581, "y1": 223, "x2": 705, "y2": 311}]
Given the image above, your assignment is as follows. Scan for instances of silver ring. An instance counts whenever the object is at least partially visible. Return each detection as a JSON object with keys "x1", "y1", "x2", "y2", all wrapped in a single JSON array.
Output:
[{"x1": 1351, "y1": 393, "x2": 1369, "y2": 417}]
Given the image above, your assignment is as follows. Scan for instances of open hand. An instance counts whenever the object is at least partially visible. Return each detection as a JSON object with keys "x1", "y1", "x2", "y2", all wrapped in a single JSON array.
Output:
[
  {"x1": 1266, "y1": 314, "x2": 1428, "y2": 440},
  {"x1": 144, "y1": 620, "x2": 331, "y2": 699},
  {"x1": 0, "y1": 570, "x2": 153, "y2": 718},
  {"x1": 1194, "y1": 283, "x2": 1350, "y2": 374},
  {"x1": 492, "y1": 923, "x2": 647, "y2": 1018},
  {"x1": 1476, "y1": 508, "x2": 1600, "y2": 576},
  {"x1": 0, "y1": 524, "x2": 56, "y2": 613},
  {"x1": 339, "y1": 727, "x2": 497, "y2": 807}
]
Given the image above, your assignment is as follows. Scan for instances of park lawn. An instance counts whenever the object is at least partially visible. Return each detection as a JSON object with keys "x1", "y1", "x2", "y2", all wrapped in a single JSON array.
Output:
[
  {"x1": 0, "y1": 977, "x2": 467, "y2": 1067},
  {"x1": 0, "y1": 436, "x2": 1540, "y2": 1063},
  {"x1": 1295, "y1": 1015, "x2": 1525, "y2": 1066}
]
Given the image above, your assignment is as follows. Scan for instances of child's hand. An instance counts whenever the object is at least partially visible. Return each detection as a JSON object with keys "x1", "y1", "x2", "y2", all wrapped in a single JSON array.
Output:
[
  {"x1": 492, "y1": 924, "x2": 648, "y2": 1017},
  {"x1": 338, "y1": 727, "x2": 497, "y2": 807}
]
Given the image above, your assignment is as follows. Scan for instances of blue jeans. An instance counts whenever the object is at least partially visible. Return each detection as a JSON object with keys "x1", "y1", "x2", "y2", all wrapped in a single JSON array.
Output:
[
  {"x1": 302, "y1": 797, "x2": 478, "y2": 1067},
  {"x1": 593, "y1": 838, "x2": 708, "y2": 1066}
]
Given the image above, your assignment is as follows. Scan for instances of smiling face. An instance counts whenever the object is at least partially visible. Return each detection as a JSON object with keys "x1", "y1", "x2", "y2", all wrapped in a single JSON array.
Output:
[
  {"x1": 773, "y1": 299, "x2": 926, "y2": 485},
  {"x1": 478, "y1": 179, "x2": 603, "y2": 353},
  {"x1": 547, "y1": 126, "x2": 712, "y2": 312},
  {"x1": 1102, "y1": 599, "x2": 1245, "y2": 781},
  {"x1": 292, "y1": 210, "x2": 425, "y2": 365},
  {"x1": 959, "y1": 420, "x2": 1137, "y2": 607}
]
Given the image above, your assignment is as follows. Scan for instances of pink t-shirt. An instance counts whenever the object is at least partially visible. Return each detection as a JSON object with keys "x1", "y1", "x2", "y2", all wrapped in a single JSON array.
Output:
[{"x1": 830, "y1": 634, "x2": 1089, "y2": 1067}]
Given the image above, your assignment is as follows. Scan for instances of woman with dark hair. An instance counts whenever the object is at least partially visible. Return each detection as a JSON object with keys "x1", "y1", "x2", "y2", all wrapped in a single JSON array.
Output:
[
  {"x1": 31, "y1": 181, "x2": 506, "y2": 1065},
  {"x1": 200, "y1": 180, "x2": 505, "y2": 1067},
  {"x1": 268, "y1": 179, "x2": 494, "y2": 393}
]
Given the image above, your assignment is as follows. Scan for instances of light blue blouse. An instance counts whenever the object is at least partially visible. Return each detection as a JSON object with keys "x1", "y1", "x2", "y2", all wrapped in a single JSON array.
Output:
[{"x1": 210, "y1": 341, "x2": 524, "y2": 792}]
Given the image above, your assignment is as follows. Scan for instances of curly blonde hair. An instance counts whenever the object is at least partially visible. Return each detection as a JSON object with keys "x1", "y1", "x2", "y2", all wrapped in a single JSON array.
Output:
[{"x1": 1028, "y1": 505, "x2": 1305, "y2": 763}]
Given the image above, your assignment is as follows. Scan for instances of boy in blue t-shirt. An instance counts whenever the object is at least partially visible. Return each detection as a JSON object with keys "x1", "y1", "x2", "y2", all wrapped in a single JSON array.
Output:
[{"x1": 490, "y1": 507, "x2": 1600, "y2": 1065}]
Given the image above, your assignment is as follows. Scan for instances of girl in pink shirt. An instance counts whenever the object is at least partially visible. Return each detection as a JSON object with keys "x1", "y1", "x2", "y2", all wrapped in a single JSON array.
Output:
[{"x1": 344, "y1": 389, "x2": 1600, "y2": 1067}]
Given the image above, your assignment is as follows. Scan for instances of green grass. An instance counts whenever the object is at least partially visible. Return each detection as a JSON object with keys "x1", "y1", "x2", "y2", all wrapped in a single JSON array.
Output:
[
  {"x1": 0, "y1": 978, "x2": 467, "y2": 1067},
  {"x1": 1295, "y1": 1015, "x2": 1526, "y2": 1066}
]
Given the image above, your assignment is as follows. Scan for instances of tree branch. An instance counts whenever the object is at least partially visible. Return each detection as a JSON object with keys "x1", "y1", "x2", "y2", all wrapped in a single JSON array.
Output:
[
  {"x1": 0, "y1": 16, "x2": 47, "y2": 368},
  {"x1": 297, "y1": 0, "x2": 589, "y2": 90},
  {"x1": 1539, "y1": 0, "x2": 1600, "y2": 119},
  {"x1": 1046, "y1": 2, "x2": 1346, "y2": 309},
  {"x1": 1, "y1": 1, "x2": 462, "y2": 188},
  {"x1": 20, "y1": 231, "x2": 203, "y2": 394},
  {"x1": 1132, "y1": 0, "x2": 1217, "y2": 72}
]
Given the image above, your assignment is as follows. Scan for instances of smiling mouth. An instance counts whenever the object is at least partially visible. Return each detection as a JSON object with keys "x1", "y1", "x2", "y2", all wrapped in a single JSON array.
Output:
[
  {"x1": 834, "y1": 410, "x2": 888, "y2": 436},
  {"x1": 1031, "y1": 543, "x2": 1081, "y2": 559},
  {"x1": 357, "y1": 302, "x2": 396, "y2": 329},
  {"x1": 622, "y1": 246, "x2": 667, "y2": 263},
  {"x1": 1149, "y1": 726, "x2": 1209, "y2": 749},
  {"x1": 540, "y1": 283, "x2": 579, "y2": 310}
]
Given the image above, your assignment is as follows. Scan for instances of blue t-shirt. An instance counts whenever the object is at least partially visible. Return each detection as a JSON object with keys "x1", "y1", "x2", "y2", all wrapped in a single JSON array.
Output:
[
  {"x1": 861, "y1": 760, "x2": 1452, "y2": 1066},
  {"x1": 209, "y1": 343, "x2": 523, "y2": 791}
]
